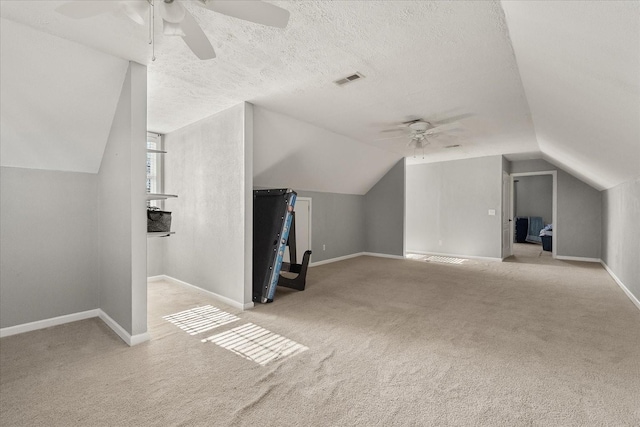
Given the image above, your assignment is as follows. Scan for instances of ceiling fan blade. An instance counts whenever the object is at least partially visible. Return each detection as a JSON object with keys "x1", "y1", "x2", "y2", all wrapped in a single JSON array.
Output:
[
  {"x1": 204, "y1": 0, "x2": 290, "y2": 28},
  {"x1": 374, "y1": 134, "x2": 407, "y2": 142},
  {"x1": 431, "y1": 113, "x2": 473, "y2": 125},
  {"x1": 380, "y1": 128, "x2": 405, "y2": 134},
  {"x1": 424, "y1": 122, "x2": 460, "y2": 135},
  {"x1": 55, "y1": 1, "x2": 120, "y2": 19},
  {"x1": 180, "y1": 9, "x2": 216, "y2": 60},
  {"x1": 120, "y1": 1, "x2": 149, "y2": 25}
]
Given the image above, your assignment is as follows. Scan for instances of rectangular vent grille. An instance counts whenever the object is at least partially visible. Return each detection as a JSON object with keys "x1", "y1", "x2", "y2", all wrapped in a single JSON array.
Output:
[{"x1": 334, "y1": 72, "x2": 364, "y2": 86}]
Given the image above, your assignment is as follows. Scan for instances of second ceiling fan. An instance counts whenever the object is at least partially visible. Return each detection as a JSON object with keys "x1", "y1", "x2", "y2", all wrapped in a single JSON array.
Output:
[{"x1": 55, "y1": 0, "x2": 291, "y2": 60}]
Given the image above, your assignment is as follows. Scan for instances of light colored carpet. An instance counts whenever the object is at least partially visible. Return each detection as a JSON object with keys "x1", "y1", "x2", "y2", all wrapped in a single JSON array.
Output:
[{"x1": 1, "y1": 253, "x2": 639, "y2": 426}]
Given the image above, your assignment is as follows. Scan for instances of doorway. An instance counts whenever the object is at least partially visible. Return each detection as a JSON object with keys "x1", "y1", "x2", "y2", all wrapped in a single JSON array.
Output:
[
  {"x1": 284, "y1": 197, "x2": 311, "y2": 264},
  {"x1": 510, "y1": 171, "x2": 557, "y2": 259}
]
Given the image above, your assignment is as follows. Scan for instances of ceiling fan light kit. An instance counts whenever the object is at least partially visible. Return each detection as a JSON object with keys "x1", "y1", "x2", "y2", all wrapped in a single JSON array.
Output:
[
  {"x1": 55, "y1": 0, "x2": 291, "y2": 60},
  {"x1": 159, "y1": 0, "x2": 185, "y2": 24},
  {"x1": 163, "y1": 20, "x2": 186, "y2": 37}
]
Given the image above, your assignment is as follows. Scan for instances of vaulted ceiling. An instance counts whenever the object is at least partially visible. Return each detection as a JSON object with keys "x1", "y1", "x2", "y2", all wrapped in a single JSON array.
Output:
[{"x1": 1, "y1": 1, "x2": 637, "y2": 190}]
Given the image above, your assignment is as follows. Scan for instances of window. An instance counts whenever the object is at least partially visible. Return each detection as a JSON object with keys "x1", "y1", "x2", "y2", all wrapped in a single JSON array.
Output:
[{"x1": 147, "y1": 132, "x2": 163, "y2": 208}]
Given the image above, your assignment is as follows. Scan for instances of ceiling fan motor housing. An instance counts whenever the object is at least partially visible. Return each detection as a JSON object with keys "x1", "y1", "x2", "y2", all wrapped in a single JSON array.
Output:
[{"x1": 408, "y1": 121, "x2": 430, "y2": 133}]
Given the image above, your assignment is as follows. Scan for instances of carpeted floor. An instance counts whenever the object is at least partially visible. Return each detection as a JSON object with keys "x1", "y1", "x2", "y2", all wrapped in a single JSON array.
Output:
[{"x1": 1, "y1": 251, "x2": 639, "y2": 426}]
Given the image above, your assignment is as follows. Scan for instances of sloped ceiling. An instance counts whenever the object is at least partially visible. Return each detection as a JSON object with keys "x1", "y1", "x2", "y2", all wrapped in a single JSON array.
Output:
[
  {"x1": 0, "y1": 18, "x2": 128, "y2": 173},
  {"x1": 0, "y1": 1, "x2": 637, "y2": 190},
  {"x1": 502, "y1": 1, "x2": 640, "y2": 190},
  {"x1": 253, "y1": 107, "x2": 400, "y2": 195}
]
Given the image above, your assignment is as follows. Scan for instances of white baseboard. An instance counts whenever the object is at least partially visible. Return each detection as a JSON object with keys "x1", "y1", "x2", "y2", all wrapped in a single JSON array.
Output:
[
  {"x1": 363, "y1": 252, "x2": 405, "y2": 260},
  {"x1": 601, "y1": 261, "x2": 640, "y2": 312},
  {"x1": 310, "y1": 252, "x2": 406, "y2": 267},
  {"x1": 0, "y1": 309, "x2": 99, "y2": 338},
  {"x1": 556, "y1": 255, "x2": 601, "y2": 263},
  {"x1": 157, "y1": 275, "x2": 254, "y2": 310},
  {"x1": 407, "y1": 250, "x2": 502, "y2": 262},
  {"x1": 97, "y1": 310, "x2": 149, "y2": 346},
  {"x1": 310, "y1": 252, "x2": 365, "y2": 267},
  {"x1": 146, "y1": 275, "x2": 165, "y2": 282},
  {"x1": 0, "y1": 309, "x2": 150, "y2": 346}
]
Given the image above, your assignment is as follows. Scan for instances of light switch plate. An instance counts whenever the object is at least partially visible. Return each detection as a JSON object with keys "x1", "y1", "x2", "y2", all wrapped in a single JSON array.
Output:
[{"x1": 488, "y1": 209, "x2": 496, "y2": 216}]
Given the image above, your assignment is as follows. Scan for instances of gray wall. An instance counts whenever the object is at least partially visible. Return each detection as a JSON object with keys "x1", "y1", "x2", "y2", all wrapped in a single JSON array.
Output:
[
  {"x1": 295, "y1": 190, "x2": 366, "y2": 262},
  {"x1": 162, "y1": 103, "x2": 252, "y2": 307},
  {"x1": 515, "y1": 174, "x2": 553, "y2": 225},
  {"x1": 510, "y1": 159, "x2": 601, "y2": 259},
  {"x1": 602, "y1": 177, "x2": 639, "y2": 303},
  {"x1": 0, "y1": 167, "x2": 99, "y2": 328},
  {"x1": 0, "y1": 62, "x2": 147, "y2": 336},
  {"x1": 364, "y1": 159, "x2": 405, "y2": 256},
  {"x1": 97, "y1": 62, "x2": 148, "y2": 336},
  {"x1": 406, "y1": 156, "x2": 503, "y2": 258},
  {"x1": 147, "y1": 237, "x2": 165, "y2": 277}
]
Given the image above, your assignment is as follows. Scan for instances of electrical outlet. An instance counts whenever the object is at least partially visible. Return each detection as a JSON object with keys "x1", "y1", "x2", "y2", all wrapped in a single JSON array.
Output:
[
  {"x1": 439, "y1": 240, "x2": 443, "y2": 246},
  {"x1": 488, "y1": 209, "x2": 496, "y2": 216},
  {"x1": 323, "y1": 244, "x2": 326, "y2": 251}
]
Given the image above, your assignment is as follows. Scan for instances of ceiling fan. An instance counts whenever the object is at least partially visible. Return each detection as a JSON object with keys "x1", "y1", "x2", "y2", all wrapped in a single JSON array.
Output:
[
  {"x1": 378, "y1": 118, "x2": 460, "y2": 147},
  {"x1": 55, "y1": 0, "x2": 290, "y2": 60}
]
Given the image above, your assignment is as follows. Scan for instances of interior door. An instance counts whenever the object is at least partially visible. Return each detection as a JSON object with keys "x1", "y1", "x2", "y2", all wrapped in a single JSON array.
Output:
[
  {"x1": 502, "y1": 171, "x2": 512, "y2": 258},
  {"x1": 284, "y1": 198, "x2": 311, "y2": 264}
]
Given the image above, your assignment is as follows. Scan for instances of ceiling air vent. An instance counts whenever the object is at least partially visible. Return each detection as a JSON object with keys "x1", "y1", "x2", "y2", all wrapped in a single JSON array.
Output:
[
  {"x1": 445, "y1": 144, "x2": 461, "y2": 149},
  {"x1": 334, "y1": 72, "x2": 365, "y2": 86}
]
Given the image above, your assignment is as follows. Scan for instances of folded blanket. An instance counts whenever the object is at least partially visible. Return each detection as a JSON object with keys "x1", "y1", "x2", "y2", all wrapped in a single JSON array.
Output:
[{"x1": 526, "y1": 217, "x2": 543, "y2": 243}]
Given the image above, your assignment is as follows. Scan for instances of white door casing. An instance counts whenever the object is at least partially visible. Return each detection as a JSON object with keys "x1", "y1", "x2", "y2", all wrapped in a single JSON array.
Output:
[{"x1": 284, "y1": 197, "x2": 311, "y2": 264}]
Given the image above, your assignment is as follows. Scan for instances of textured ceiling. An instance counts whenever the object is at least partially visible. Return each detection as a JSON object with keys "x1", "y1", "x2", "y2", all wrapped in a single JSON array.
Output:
[{"x1": 0, "y1": 1, "x2": 636, "y2": 190}]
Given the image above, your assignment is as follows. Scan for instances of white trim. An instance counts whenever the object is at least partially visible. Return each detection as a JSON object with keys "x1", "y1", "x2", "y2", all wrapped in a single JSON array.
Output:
[
  {"x1": 363, "y1": 252, "x2": 406, "y2": 260},
  {"x1": 555, "y1": 255, "x2": 601, "y2": 263},
  {"x1": 296, "y1": 197, "x2": 312, "y2": 261},
  {"x1": 146, "y1": 275, "x2": 165, "y2": 282},
  {"x1": 402, "y1": 157, "x2": 407, "y2": 258},
  {"x1": 0, "y1": 309, "x2": 151, "y2": 346},
  {"x1": 407, "y1": 250, "x2": 503, "y2": 262},
  {"x1": 601, "y1": 261, "x2": 640, "y2": 311},
  {"x1": 97, "y1": 309, "x2": 150, "y2": 346},
  {"x1": 0, "y1": 309, "x2": 99, "y2": 338},
  {"x1": 158, "y1": 275, "x2": 254, "y2": 310},
  {"x1": 310, "y1": 252, "x2": 364, "y2": 267}
]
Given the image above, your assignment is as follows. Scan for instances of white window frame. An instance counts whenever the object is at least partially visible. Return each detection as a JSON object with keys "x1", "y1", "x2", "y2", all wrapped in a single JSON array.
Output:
[{"x1": 147, "y1": 132, "x2": 163, "y2": 208}]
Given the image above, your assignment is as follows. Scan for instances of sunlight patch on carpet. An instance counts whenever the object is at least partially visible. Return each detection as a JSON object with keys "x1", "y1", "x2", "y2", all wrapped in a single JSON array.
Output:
[
  {"x1": 406, "y1": 253, "x2": 426, "y2": 260},
  {"x1": 202, "y1": 323, "x2": 308, "y2": 366},
  {"x1": 163, "y1": 305, "x2": 239, "y2": 335},
  {"x1": 425, "y1": 255, "x2": 467, "y2": 264}
]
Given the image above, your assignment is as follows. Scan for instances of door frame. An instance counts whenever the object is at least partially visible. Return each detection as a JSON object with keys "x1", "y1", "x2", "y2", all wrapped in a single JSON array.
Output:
[
  {"x1": 295, "y1": 197, "x2": 312, "y2": 262},
  {"x1": 510, "y1": 171, "x2": 557, "y2": 258}
]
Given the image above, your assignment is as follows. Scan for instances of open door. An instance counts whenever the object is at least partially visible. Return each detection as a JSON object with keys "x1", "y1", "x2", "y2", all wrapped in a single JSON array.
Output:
[{"x1": 502, "y1": 171, "x2": 512, "y2": 259}]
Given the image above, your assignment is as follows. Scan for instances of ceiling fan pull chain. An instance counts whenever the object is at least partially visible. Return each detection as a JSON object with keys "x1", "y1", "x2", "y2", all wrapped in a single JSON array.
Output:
[
  {"x1": 151, "y1": 0, "x2": 156, "y2": 61},
  {"x1": 148, "y1": 0, "x2": 152, "y2": 44}
]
